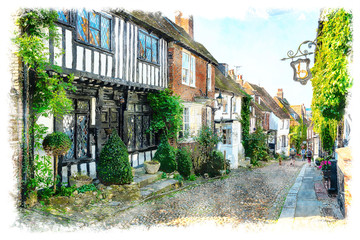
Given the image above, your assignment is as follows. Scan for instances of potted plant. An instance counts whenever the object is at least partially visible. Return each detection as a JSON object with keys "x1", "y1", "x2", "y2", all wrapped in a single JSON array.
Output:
[
  {"x1": 318, "y1": 160, "x2": 331, "y2": 179},
  {"x1": 69, "y1": 173, "x2": 93, "y2": 187},
  {"x1": 43, "y1": 132, "x2": 71, "y2": 192},
  {"x1": 144, "y1": 160, "x2": 160, "y2": 174}
]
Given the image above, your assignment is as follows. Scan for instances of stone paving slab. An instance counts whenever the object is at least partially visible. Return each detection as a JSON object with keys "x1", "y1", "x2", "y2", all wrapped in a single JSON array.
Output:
[{"x1": 140, "y1": 178, "x2": 179, "y2": 197}]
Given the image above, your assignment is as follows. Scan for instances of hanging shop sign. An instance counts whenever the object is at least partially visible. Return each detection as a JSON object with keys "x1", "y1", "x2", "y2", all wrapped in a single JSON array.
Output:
[{"x1": 281, "y1": 40, "x2": 316, "y2": 85}]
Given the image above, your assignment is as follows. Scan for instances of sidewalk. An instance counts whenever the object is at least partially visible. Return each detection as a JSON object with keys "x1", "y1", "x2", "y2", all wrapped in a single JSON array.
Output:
[{"x1": 277, "y1": 163, "x2": 344, "y2": 230}]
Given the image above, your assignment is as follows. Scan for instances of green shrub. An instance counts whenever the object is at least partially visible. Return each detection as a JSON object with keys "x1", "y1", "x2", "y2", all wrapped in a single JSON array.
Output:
[
  {"x1": 97, "y1": 131, "x2": 133, "y2": 185},
  {"x1": 176, "y1": 147, "x2": 192, "y2": 179},
  {"x1": 153, "y1": 137, "x2": 177, "y2": 173},
  {"x1": 198, "y1": 150, "x2": 225, "y2": 178},
  {"x1": 192, "y1": 126, "x2": 221, "y2": 175},
  {"x1": 188, "y1": 174, "x2": 197, "y2": 181}
]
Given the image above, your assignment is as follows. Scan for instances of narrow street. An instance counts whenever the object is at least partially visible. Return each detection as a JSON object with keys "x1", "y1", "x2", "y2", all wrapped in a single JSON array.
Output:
[{"x1": 14, "y1": 159, "x2": 343, "y2": 232}]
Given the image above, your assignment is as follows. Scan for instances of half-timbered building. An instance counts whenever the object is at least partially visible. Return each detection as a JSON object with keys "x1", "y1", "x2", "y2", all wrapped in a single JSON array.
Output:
[{"x1": 38, "y1": 8, "x2": 175, "y2": 185}]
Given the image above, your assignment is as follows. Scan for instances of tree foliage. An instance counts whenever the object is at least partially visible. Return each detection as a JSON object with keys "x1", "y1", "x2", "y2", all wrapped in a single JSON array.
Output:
[
  {"x1": 311, "y1": 8, "x2": 352, "y2": 153},
  {"x1": 289, "y1": 118, "x2": 307, "y2": 152}
]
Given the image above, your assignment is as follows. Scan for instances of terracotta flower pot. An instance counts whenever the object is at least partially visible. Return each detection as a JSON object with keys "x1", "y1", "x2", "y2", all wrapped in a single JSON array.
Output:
[{"x1": 144, "y1": 161, "x2": 160, "y2": 174}]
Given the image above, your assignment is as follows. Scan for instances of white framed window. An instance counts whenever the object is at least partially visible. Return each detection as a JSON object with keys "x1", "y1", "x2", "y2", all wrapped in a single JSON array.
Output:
[
  {"x1": 207, "y1": 64, "x2": 212, "y2": 91},
  {"x1": 222, "y1": 125, "x2": 232, "y2": 145},
  {"x1": 182, "y1": 51, "x2": 196, "y2": 87}
]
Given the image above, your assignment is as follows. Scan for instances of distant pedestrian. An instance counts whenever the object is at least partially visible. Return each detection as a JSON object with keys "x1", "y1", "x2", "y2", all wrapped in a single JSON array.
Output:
[
  {"x1": 290, "y1": 145, "x2": 296, "y2": 166},
  {"x1": 306, "y1": 148, "x2": 313, "y2": 166},
  {"x1": 301, "y1": 146, "x2": 306, "y2": 161}
]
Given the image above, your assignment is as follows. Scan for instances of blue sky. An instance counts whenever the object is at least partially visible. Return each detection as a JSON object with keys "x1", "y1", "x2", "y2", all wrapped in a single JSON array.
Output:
[{"x1": 193, "y1": 8, "x2": 320, "y2": 108}]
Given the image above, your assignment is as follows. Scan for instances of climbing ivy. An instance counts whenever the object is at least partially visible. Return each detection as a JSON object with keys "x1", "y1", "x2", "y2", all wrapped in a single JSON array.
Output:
[
  {"x1": 240, "y1": 96, "x2": 251, "y2": 156},
  {"x1": 311, "y1": 8, "x2": 352, "y2": 153},
  {"x1": 13, "y1": 9, "x2": 76, "y2": 202},
  {"x1": 14, "y1": 9, "x2": 75, "y2": 118},
  {"x1": 147, "y1": 88, "x2": 183, "y2": 141}
]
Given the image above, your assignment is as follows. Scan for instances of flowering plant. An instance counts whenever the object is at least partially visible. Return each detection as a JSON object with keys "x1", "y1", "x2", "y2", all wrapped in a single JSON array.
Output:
[{"x1": 319, "y1": 160, "x2": 331, "y2": 170}]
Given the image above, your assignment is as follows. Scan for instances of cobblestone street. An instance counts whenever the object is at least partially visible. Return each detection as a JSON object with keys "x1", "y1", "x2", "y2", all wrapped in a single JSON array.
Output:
[{"x1": 14, "y1": 160, "x2": 331, "y2": 232}]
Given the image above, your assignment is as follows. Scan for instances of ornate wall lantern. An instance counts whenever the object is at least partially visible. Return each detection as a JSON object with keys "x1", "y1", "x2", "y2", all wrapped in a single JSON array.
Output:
[{"x1": 281, "y1": 40, "x2": 316, "y2": 85}]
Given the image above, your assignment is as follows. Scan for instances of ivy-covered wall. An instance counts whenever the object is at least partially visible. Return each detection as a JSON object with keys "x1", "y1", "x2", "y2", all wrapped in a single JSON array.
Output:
[{"x1": 311, "y1": 8, "x2": 352, "y2": 154}]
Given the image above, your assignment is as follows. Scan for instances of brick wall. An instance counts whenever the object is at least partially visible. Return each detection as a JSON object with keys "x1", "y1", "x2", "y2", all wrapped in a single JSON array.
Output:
[
  {"x1": 168, "y1": 43, "x2": 215, "y2": 102},
  {"x1": 9, "y1": 11, "x2": 25, "y2": 206}
]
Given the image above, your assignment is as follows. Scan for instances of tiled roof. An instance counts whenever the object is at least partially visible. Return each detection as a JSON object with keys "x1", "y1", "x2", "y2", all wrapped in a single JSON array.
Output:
[
  {"x1": 274, "y1": 96, "x2": 301, "y2": 122},
  {"x1": 214, "y1": 67, "x2": 249, "y2": 97},
  {"x1": 112, "y1": 9, "x2": 218, "y2": 65},
  {"x1": 247, "y1": 83, "x2": 290, "y2": 119}
]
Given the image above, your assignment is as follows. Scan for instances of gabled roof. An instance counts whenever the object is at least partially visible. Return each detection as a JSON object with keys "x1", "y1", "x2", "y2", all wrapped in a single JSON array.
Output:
[
  {"x1": 245, "y1": 82, "x2": 290, "y2": 119},
  {"x1": 274, "y1": 96, "x2": 301, "y2": 122},
  {"x1": 214, "y1": 67, "x2": 249, "y2": 97},
  {"x1": 112, "y1": 9, "x2": 218, "y2": 65}
]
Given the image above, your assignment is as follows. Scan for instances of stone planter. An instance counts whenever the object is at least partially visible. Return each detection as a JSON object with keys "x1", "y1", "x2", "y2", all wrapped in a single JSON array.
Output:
[{"x1": 144, "y1": 161, "x2": 160, "y2": 174}]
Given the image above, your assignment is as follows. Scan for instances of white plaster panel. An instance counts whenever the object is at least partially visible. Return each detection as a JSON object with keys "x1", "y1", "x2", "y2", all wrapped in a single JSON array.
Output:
[
  {"x1": 132, "y1": 153, "x2": 138, "y2": 167},
  {"x1": 107, "y1": 55, "x2": 112, "y2": 77},
  {"x1": 80, "y1": 163, "x2": 87, "y2": 175},
  {"x1": 53, "y1": 27, "x2": 62, "y2": 66},
  {"x1": 76, "y1": 46, "x2": 84, "y2": 71},
  {"x1": 93, "y1": 51, "x2": 99, "y2": 74},
  {"x1": 145, "y1": 151, "x2": 151, "y2": 162},
  {"x1": 62, "y1": 166, "x2": 68, "y2": 184},
  {"x1": 114, "y1": 17, "x2": 119, "y2": 78},
  {"x1": 89, "y1": 162, "x2": 96, "y2": 179},
  {"x1": 70, "y1": 164, "x2": 78, "y2": 175},
  {"x1": 85, "y1": 49, "x2": 92, "y2": 72},
  {"x1": 119, "y1": 19, "x2": 124, "y2": 79},
  {"x1": 138, "y1": 152, "x2": 145, "y2": 165},
  {"x1": 65, "y1": 29, "x2": 72, "y2": 68},
  {"x1": 100, "y1": 53, "x2": 106, "y2": 76}
]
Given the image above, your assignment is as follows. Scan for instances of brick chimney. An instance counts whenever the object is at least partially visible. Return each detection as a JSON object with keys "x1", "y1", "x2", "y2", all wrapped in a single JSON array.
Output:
[
  {"x1": 277, "y1": 88, "x2": 284, "y2": 99},
  {"x1": 228, "y1": 69, "x2": 235, "y2": 80},
  {"x1": 236, "y1": 75, "x2": 244, "y2": 86},
  {"x1": 175, "y1": 11, "x2": 194, "y2": 39}
]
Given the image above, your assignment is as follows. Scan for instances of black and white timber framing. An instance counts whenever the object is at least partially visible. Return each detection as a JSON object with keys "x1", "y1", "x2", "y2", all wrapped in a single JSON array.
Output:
[{"x1": 45, "y1": 9, "x2": 169, "y2": 185}]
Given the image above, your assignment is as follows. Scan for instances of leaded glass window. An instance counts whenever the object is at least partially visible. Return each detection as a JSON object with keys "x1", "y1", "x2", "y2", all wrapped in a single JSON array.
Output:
[
  {"x1": 63, "y1": 99, "x2": 90, "y2": 161},
  {"x1": 76, "y1": 9, "x2": 111, "y2": 50},
  {"x1": 138, "y1": 30, "x2": 158, "y2": 64},
  {"x1": 57, "y1": 10, "x2": 70, "y2": 23},
  {"x1": 127, "y1": 101, "x2": 154, "y2": 151}
]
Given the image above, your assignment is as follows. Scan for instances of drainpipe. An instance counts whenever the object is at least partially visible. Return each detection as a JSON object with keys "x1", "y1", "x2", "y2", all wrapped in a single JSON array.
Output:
[{"x1": 230, "y1": 92, "x2": 235, "y2": 119}]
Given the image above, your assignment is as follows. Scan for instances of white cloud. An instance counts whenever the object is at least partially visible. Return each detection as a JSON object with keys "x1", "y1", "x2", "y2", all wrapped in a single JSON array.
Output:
[{"x1": 298, "y1": 13, "x2": 306, "y2": 20}]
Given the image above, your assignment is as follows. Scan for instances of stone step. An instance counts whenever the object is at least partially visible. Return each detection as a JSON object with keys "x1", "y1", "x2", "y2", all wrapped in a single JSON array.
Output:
[
  {"x1": 133, "y1": 169, "x2": 163, "y2": 188},
  {"x1": 140, "y1": 178, "x2": 181, "y2": 198}
]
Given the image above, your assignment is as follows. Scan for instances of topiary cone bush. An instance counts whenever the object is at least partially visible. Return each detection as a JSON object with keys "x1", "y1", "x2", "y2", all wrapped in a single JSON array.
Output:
[
  {"x1": 42, "y1": 132, "x2": 71, "y2": 192},
  {"x1": 97, "y1": 131, "x2": 133, "y2": 185},
  {"x1": 154, "y1": 137, "x2": 177, "y2": 173}
]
